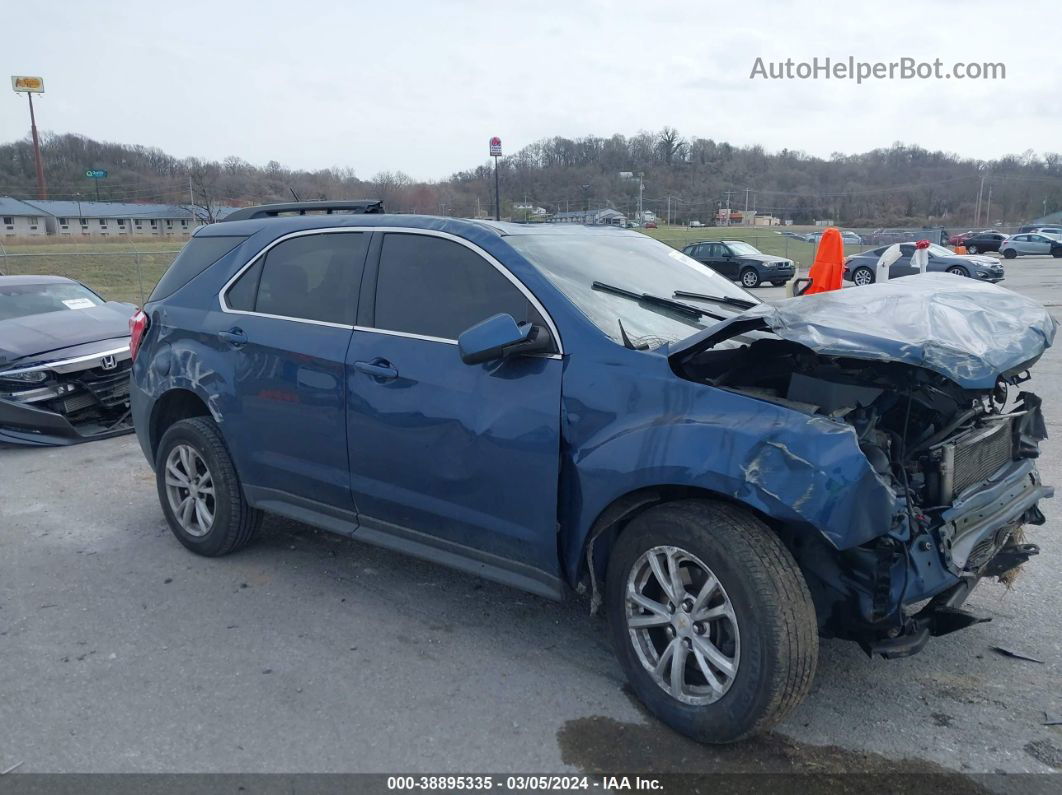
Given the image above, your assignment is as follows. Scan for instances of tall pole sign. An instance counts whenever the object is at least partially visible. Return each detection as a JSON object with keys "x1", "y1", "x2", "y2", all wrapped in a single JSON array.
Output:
[
  {"x1": 11, "y1": 76, "x2": 47, "y2": 199},
  {"x1": 85, "y1": 169, "x2": 109, "y2": 202},
  {"x1": 489, "y1": 136, "x2": 502, "y2": 221}
]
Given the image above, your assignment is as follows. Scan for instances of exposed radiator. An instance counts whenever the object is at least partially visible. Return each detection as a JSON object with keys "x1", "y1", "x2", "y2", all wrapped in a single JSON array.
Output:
[{"x1": 939, "y1": 418, "x2": 1014, "y2": 503}]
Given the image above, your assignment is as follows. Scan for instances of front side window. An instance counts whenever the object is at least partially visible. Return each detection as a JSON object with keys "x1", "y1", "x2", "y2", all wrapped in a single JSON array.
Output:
[
  {"x1": 374, "y1": 233, "x2": 541, "y2": 341},
  {"x1": 226, "y1": 232, "x2": 368, "y2": 325}
]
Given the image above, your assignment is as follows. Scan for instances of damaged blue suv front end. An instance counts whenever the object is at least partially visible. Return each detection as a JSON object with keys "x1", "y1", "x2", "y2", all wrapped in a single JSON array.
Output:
[{"x1": 660, "y1": 274, "x2": 1055, "y2": 656}]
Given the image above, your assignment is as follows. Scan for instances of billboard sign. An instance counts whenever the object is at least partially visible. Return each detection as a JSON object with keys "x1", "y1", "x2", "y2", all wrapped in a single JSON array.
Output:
[
  {"x1": 11, "y1": 75, "x2": 45, "y2": 93},
  {"x1": 85, "y1": 169, "x2": 108, "y2": 179},
  {"x1": 489, "y1": 136, "x2": 502, "y2": 157}
]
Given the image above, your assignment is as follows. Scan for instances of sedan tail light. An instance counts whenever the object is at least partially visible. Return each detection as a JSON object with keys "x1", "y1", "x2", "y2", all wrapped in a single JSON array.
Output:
[{"x1": 129, "y1": 309, "x2": 150, "y2": 362}]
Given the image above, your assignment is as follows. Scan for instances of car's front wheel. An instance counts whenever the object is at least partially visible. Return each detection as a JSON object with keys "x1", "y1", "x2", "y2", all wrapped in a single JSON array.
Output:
[
  {"x1": 851, "y1": 266, "x2": 875, "y2": 286},
  {"x1": 739, "y1": 268, "x2": 760, "y2": 288},
  {"x1": 947, "y1": 265, "x2": 970, "y2": 277},
  {"x1": 156, "y1": 417, "x2": 262, "y2": 556},
  {"x1": 966, "y1": 245, "x2": 979, "y2": 254},
  {"x1": 606, "y1": 500, "x2": 818, "y2": 744}
]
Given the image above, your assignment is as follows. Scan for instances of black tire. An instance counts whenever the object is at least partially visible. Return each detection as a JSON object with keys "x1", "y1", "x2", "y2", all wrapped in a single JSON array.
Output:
[
  {"x1": 946, "y1": 265, "x2": 970, "y2": 277},
  {"x1": 851, "y1": 266, "x2": 875, "y2": 286},
  {"x1": 770, "y1": 280, "x2": 788, "y2": 287},
  {"x1": 739, "y1": 268, "x2": 760, "y2": 288},
  {"x1": 1053, "y1": 249, "x2": 1062, "y2": 258},
  {"x1": 155, "y1": 417, "x2": 262, "y2": 557},
  {"x1": 1002, "y1": 249, "x2": 1017, "y2": 260},
  {"x1": 966, "y1": 245, "x2": 978, "y2": 254},
  {"x1": 606, "y1": 499, "x2": 818, "y2": 744}
]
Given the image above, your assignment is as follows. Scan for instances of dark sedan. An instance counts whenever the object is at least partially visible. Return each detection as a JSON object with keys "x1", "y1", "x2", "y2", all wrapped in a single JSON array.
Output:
[
  {"x1": 843, "y1": 243, "x2": 1004, "y2": 286},
  {"x1": 962, "y1": 231, "x2": 1007, "y2": 254},
  {"x1": 681, "y1": 240, "x2": 794, "y2": 288},
  {"x1": 0, "y1": 275, "x2": 136, "y2": 445}
]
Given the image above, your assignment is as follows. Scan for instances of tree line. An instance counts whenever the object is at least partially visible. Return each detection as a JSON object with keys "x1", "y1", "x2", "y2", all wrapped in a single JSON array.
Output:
[{"x1": 1, "y1": 129, "x2": 1060, "y2": 227}]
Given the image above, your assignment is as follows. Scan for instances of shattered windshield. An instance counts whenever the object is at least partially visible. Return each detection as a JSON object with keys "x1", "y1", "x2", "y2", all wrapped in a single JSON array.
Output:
[{"x1": 507, "y1": 233, "x2": 758, "y2": 349}]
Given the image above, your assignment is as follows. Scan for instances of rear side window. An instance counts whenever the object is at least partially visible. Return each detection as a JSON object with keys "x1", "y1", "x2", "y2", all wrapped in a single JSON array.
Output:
[
  {"x1": 149, "y1": 235, "x2": 247, "y2": 301},
  {"x1": 225, "y1": 232, "x2": 368, "y2": 325},
  {"x1": 374, "y1": 233, "x2": 539, "y2": 340}
]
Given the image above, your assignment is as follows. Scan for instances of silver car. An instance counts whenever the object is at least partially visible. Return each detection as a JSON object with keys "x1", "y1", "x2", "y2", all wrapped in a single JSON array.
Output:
[{"x1": 1000, "y1": 233, "x2": 1058, "y2": 259}]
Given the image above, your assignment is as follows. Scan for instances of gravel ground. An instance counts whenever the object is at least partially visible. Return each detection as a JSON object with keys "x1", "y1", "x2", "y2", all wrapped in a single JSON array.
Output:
[{"x1": 1, "y1": 259, "x2": 1060, "y2": 779}]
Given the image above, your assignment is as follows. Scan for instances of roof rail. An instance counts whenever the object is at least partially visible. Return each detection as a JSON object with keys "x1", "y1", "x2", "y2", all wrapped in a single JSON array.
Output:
[{"x1": 220, "y1": 200, "x2": 384, "y2": 222}]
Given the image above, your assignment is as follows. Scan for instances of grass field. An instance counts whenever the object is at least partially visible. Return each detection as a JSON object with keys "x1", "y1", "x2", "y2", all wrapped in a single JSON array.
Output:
[
  {"x1": 0, "y1": 239, "x2": 182, "y2": 305},
  {"x1": 641, "y1": 225, "x2": 868, "y2": 267}
]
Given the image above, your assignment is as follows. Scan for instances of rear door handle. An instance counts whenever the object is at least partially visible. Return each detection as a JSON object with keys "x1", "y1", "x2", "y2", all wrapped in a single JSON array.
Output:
[
  {"x1": 353, "y1": 358, "x2": 398, "y2": 382},
  {"x1": 218, "y1": 328, "x2": 247, "y2": 347}
]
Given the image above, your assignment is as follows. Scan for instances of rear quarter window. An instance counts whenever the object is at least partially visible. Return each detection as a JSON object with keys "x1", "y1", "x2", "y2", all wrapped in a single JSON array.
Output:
[{"x1": 148, "y1": 235, "x2": 248, "y2": 302}]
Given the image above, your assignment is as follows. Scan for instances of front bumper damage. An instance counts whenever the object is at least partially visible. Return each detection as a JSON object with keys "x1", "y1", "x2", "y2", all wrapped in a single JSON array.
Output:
[
  {"x1": 796, "y1": 398, "x2": 1052, "y2": 659},
  {"x1": 0, "y1": 344, "x2": 134, "y2": 446}
]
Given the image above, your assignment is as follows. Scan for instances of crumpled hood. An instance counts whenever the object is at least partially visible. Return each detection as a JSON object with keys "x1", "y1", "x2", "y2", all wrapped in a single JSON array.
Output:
[
  {"x1": 0, "y1": 302, "x2": 135, "y2": 368},
  {"x1": 668, "y1": 273, "x2": 1057, "y2": 390}
]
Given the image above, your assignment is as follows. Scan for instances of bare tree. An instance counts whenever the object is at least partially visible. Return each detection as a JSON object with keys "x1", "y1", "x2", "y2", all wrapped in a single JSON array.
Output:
[{"x1": 657, "y1": 127, "x2": 687, "y2": 166}]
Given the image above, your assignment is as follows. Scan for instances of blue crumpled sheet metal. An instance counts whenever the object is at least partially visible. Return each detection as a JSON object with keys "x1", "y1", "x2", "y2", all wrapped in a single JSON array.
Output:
[{"x1": 670, "y1": 273, "x2": 1057, "y2": 389}]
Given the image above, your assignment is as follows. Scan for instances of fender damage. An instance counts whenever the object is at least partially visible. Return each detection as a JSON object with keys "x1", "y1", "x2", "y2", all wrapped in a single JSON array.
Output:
[{"x1": 656, "y1": 274, "x2": 1056, "y2": 655}]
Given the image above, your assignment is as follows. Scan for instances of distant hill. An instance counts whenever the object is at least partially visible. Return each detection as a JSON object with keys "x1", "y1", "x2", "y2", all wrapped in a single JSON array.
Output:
[{"x1": 2, "y1": 130, "x2": 1060, "y2": 226}]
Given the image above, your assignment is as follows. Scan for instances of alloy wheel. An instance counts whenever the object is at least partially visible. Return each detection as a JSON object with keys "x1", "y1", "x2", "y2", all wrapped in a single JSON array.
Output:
[
  {"x1": 164, "y1": 443, "x2": 216, "y2": 537},
  {"x1": 625, "y1": 545, "x2": 740, "y2": 705},
  {"x1": 741, "y1": 270, "x2": 759, "y2": 288},
  {"x1": 853, "y1": 268, "x2": 874, "y2": 286}
]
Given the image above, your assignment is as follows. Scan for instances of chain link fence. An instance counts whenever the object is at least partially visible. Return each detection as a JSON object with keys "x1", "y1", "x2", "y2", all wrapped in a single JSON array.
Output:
[{"x1": 0, "y1": 243, "x2": 181, "y2": 305}]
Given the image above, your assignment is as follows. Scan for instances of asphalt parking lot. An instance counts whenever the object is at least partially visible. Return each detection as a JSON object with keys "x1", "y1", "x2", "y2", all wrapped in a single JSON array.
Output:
[{"x1": 1, "y1": 257, "x2": 1061, "y2": 779}]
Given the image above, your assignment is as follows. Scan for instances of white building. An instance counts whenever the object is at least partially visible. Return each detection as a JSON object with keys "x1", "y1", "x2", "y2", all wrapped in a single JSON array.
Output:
[
  {"x1": 0, "y1": 197, "x2": 242, "y2": 238},
  {"x1": 1, "y1": 197, "x2": 47, "y2": 237},
  {"x1": 21, "y1": 200, "x2": 200, "y2": 238}
]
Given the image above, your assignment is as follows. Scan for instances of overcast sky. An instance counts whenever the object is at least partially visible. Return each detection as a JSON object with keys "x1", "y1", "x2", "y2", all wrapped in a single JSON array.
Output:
[{"x1": 3, "y1": 0, "x2": 1059, "y2": 181}]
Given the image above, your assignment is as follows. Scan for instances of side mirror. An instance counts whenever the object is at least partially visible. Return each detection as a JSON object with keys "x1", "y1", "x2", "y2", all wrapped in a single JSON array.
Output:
[{"x1": 458, "y1": 313, "x2": 552, "y2": 365}]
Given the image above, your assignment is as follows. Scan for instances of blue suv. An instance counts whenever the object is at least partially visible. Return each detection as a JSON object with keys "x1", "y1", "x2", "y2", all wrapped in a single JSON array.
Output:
[{"x1": 131, "y1": 201, "x2": 1054, "y2": 743}]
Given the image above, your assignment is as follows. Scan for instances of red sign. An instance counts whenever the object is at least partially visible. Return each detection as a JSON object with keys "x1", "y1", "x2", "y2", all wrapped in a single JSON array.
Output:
[{"x1": 489, "y1": 136, "x2": 502, "y2": 157}]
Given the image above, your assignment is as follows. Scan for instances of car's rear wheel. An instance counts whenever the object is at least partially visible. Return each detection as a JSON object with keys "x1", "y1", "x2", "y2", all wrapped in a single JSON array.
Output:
[
  {"x1": 606, "y1": 499, "x2": 818, "y2": 744},
  {"x1": 1053, "y1": 249, "x2": 1062, "y2": 258},
  {"x1": 156, "y1": 417, "x2": 262, "y2": 556},
  {"x1": 771, "y1": 280, "x2": 788, "y2": 287},
  {"x1": 1003, "y1": 249, "x2": 1017, "y2": 260},
  {"x1": 739, "y1": 268, "x2": 760, "y2": 288},
  {"x1": 851, "y1": 266, "x2": 875, "y2": 286},
  {"x1": 946, "y1": 265, "x2": 970, "y2": 277},
  {"x1": 966, "y1": 245, "x2": 979, "y2": 254}
]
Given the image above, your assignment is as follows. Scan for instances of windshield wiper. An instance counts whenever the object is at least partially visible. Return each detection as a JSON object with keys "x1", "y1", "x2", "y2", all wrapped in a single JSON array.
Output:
[
  {"x1": 591, "y1": 281, "x2": 726, "y2": 321},
  {"x1": 672, "y1": 291, "x2": 757, "y2": 310}
]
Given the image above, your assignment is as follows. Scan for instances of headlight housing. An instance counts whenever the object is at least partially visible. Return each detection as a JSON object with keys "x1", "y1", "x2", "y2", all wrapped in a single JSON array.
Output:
[{"x1": 0, "y1": 370, "x2": 48, "y2": 385}]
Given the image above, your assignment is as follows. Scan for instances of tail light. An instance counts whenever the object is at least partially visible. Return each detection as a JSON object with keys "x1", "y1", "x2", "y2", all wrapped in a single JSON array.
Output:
[{"x1": 129, "y1": 309, "x2": 150, "y2": 362}]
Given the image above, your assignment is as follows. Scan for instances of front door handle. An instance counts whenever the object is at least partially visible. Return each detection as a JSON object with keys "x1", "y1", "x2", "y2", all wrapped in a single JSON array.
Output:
[
  {"x1": 218, "y1": 328, "x2": 247, "y2": 348},
  {"x1": 353, "y1": 358, "x2": 398, "y2": 382}
]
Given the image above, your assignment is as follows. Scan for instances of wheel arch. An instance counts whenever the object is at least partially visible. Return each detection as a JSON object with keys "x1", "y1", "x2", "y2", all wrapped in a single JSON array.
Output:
[
  {"x1": 148, "y1": 388, "x2": 212, "y2": 463},
  {"x1": 574, "y1": 484, "x2": 793, "y2": 613}
]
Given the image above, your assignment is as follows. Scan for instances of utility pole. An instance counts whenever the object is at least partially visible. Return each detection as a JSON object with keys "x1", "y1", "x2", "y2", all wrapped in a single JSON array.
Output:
[
  {"x1": 975, "y1": 174, "x2": 985, "y2": 226},
  {"x1": 188, "y1": 175, "x2": 197, "y2": 228},
  {"x1": 985, "y1": 185, "x2": 993, "y2": 227},
  {"x1": 14, "y1": 84, "x2": 49, "y2": 199},
  {"x1": 637, "y1": 173, "x2": 644, "y2": 224},
  {"x1": 744, "y1": 188, "x2": 750, "y2": 224},
  {"x1": 667, "y1": 196, "x2": 671, "y2": 227}
]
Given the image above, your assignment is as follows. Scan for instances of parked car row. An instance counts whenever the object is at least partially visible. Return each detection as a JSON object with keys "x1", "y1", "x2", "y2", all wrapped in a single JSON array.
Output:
[{"x1": 842, "y1": 243, "x2": 1004, "y2": 285}]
